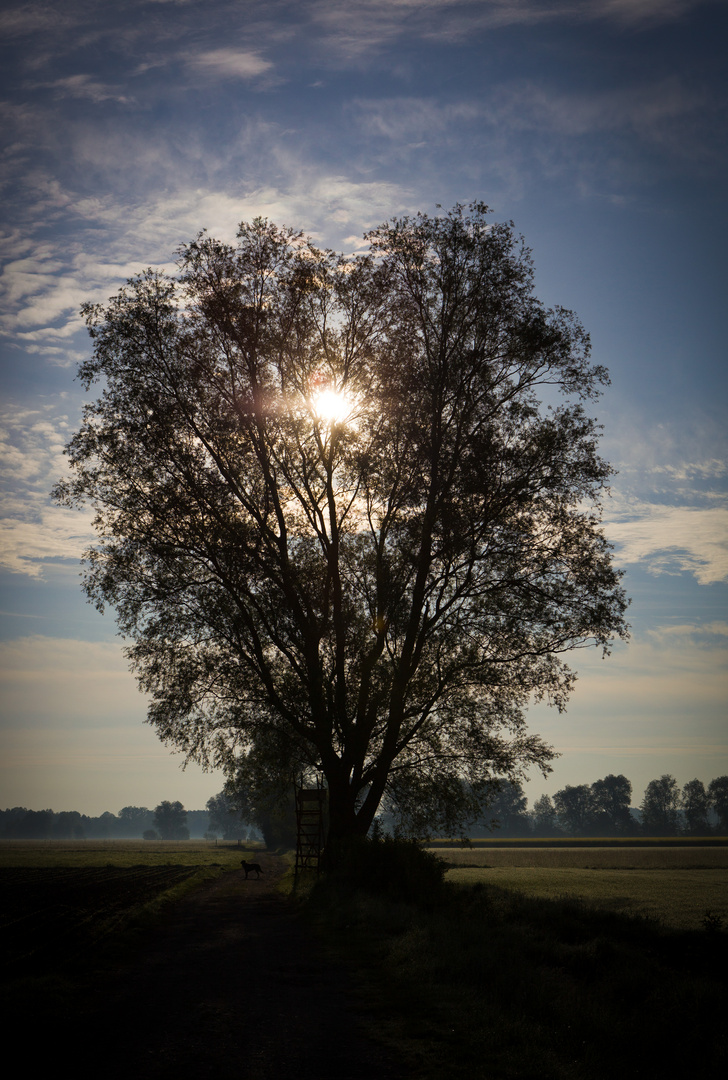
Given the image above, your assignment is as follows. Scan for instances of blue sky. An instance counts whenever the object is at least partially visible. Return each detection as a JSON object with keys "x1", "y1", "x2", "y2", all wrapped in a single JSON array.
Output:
[{"x1": 1, "y1": 0, "x2": 726, "y2": 816}]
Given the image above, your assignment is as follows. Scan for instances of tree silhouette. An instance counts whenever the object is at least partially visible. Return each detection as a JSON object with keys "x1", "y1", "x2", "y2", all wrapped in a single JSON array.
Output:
[
  {"x1": 590, "y1": 774, "x2": 633, "y2": 835},
  {"x1": 54, "y1": 204, "x2": 628, "y2": 845},
  {"x1": 153, "y1": 800, "x2": 189, "y2": 841},
  {"x1": 681, "y1": 778, "x2": 710, "y2": 835},
  {"x1": 708, "y1": 776, "x2": 728, "y2": 834},
  {"x1": 553, "y1": 784, "x2": 594, "y2": 835},
  {"x1": 640, "y1": 775, "x2": 680, "y2": 836}
]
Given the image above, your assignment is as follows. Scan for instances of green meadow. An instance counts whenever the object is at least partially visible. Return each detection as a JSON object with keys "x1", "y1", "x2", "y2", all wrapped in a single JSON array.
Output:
[{"x1": 430, "y1": 843, "x2": 728, "y2": 931}]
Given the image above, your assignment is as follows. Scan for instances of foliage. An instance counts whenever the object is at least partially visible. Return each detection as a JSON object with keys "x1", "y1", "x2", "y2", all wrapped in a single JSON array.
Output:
[
  {"x1": 681, "y1": 778, "x2": 710, "y2": 835},
  {"x1": 223, "y1": 750, "x2": 298, "y2": 849},
  {"x1": 552, "y1": 773, "x2": 634, "y2": 836},
  {"x1": 471, "y1": 779, "x2": 531, "y2": 837},
  {"x1": 709, "y1": 775, "x2": 728, "y2": 833},
  {"x1": 553, "y1": 783, "x2": 593, "y2": 835},
  {"x1": 590, "y1": 773, "x2": 633, "y2": 834},
  {"x1": 640, "y1": 774, "x2": 681, "y2": 836},
  {"x1": 54, "y1": 203, "x2": 629, "y2": 843},
  {"x1": 530, "y1": 793, "x2": 560, "y2": 836},
  {"x1": 205, "y1": 791, "x2": 248, "y2": 840},
  {"x1": 305, "y1": 869, "x2": 727, "y2": 1079},
  {"x1": 321, "y1": 835, "x2": 447, "y2": 905},
  {"x1": 153, "y1": 800, "x2": 189, "y2": 841},
  {"x1": 117, "y1": 806, "x2": 154, "y2": 836}
]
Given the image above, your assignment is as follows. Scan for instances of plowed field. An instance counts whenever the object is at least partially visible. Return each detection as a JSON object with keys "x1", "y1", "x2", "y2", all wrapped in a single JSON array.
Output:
[{"x1": 0, "y1": 865, "x2": 200, "y2": 971}]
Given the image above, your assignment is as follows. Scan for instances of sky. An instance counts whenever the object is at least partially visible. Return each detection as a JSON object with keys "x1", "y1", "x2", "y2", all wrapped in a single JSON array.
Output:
[{"x1": 0, "y1": 0, "x2": 726, "y2": 818}]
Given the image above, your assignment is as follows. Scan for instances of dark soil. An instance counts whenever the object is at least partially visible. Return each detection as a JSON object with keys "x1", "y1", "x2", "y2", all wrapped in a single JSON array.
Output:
[{"x1": 26, "y1": 855, "x2": 410, "y2": 1079}]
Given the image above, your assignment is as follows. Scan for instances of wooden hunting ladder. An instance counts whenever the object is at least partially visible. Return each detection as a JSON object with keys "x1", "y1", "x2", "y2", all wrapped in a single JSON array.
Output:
[{"x1": 294, "y1": 777, "x2": 326, "y2": 878}]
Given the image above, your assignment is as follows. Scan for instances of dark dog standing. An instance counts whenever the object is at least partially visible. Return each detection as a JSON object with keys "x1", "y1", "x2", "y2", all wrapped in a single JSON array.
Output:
[{"x1": 241, "y1": 859, "x2": 263, "y2": 879}]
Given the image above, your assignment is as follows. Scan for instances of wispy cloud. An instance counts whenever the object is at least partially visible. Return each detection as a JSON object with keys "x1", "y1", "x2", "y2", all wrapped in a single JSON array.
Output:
[
  {"x1": 0, "y1": 403, "x2": 95, "y2": 578},
  {"x1": 487, "y1": 78, "x2": 706, "y2": 144},
  {"x1": 607, "y1": 503, "x2": 728, "y2": 584},
  {"x1": 184, "y1": 48, "x2": 273, "y2": 81},
  {"x1": 32, "y1": 74, "x2": 134, "y2": 105},
  {"x1": 308, "y1": 0, "x2": 711, "y2": 56}
]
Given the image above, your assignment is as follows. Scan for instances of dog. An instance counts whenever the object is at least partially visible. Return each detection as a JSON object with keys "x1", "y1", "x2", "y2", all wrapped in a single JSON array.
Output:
[{"x1": 241, "y1": 859, "x2": 263, "y2": 879}]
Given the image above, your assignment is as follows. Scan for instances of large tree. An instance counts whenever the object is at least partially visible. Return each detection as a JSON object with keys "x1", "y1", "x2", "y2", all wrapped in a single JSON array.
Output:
[{"x1": 55, "y1": 203, "x2": 628, "y2": 847}]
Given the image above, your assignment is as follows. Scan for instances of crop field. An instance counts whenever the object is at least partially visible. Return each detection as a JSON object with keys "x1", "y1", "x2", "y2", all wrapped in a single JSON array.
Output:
[
  {"x1": 0, "y1": 838, "x2": 255, "y2": 869},
  {"x1": 0, "y1": 840, "x2": 261, "y2": 975},
  {"x1": 429, "y1": 844, "x2": 728, "y2": 930}
]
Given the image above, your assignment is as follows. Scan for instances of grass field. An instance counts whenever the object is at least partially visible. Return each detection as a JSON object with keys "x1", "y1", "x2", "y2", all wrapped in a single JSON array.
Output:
[
  {"x1": 0, "y1": 838, "x2": 260, "y2": 868},
  {"x1": 427, "y1": 844, "x2": 728, "y2": 931},
  {"x1": 305, "y1": 839, "x2": 728, "y2": 1079}
]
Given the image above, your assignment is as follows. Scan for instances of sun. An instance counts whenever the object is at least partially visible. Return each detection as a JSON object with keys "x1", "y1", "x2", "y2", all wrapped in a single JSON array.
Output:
[{"x1": 310, "y1": 386, "x2": 353, "y2": 426}]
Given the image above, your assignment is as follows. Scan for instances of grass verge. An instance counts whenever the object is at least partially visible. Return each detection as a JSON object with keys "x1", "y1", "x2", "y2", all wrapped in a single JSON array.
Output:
[{"x1": 303, "y1": 874, "x2": 727, "y2": 1079}]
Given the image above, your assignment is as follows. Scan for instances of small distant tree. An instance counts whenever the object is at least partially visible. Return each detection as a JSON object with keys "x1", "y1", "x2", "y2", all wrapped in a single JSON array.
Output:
[
  {"x1": 640, "y1": 775, "x2": 680, "y2": 836},
  {"x1": 206, "y1": 792, "x2": 248, "y2": 841},
  {"x1": 531, "y1": 793, "x2": 559, "y2": 836},
  {"x1": 153, "y1": 800, "x2": 189, "y2": 841},
  {"x1": 224, "y1": 749, "x2": 297, "y2": 850},
  {"x1": 590, "y1": 774, "x2": 633, "y2": 835},
  {"x1": 117, "y1": 806, "x2": 154, "y2": 837},
  {"x1": 681, "y1": 779, "x2": 710, "y2": 835},
  {"x1": 553, "y1": 784, "x2": 593, "y2": 835},
  {"x1": 473, "y1": 780, "x2": 531, "y2": 837},
  {"x1": 708, "y1": 776, "x2": 728, "y2": 834},
  {"x1": 51, "y1": 810, "x2": 85, "y2": 840}
]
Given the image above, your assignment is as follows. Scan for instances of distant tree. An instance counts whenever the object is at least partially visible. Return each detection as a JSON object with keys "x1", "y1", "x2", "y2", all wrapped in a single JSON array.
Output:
[
  {"x1": 143, "y1": 828, "x2": 159, "y2": 841},
  {"x1": 473, "y1": 780, "x2": 531, "y2": 837},
  {"x1": 531, "y1": 793, "x2": 560, "y2": 836},
  {"x1": 553, "y1": 784, "x2": 593, "y2": 835},
  {"x1": 51, "y1": 810, "x2": 85, "y2": 840},
  {"x1": 153, "y1": 800, "x2": 189, "y2": 841},
  {"x1": 224, "y1": 750, "x2": 297, "y2": 850},
  {"x1": 681, "y1": 779, "x2": 710, "y2": 835},
  {"x1": 640, "y1": 775, "x2": 680, "y2": 836},
  {"x1": 89, "y1": 810, "x2": 119, "y2": 838},
  {"x1": 590, "y1": 774, "x2": 633, "y2": 835},
  {"x1": 117, "y1": 806, "x2": 154, "y2": 837},
  {"x1": 708, "y1": 776, "x2": 728, "y2": 834},
  {"x1": 206, "y1": 792, "x2": 248, "y2": 840},
  {"x1": 17, "y1": 809, "x2": 54, "y2": 839}
]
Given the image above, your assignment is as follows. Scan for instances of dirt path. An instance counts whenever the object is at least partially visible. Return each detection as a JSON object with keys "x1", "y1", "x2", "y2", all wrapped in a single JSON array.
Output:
[{"x1": 71, "y1": 854, "x2": 409, "y2": 1079}]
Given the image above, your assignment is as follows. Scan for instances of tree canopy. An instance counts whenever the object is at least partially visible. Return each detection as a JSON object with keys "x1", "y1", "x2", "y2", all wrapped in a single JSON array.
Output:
[
  {"x1": 55, "y1": 202, "x2": 628, "y2": 844},
  {"x1": 153, "y1": 800, "x2": 189, "y2": 841}
]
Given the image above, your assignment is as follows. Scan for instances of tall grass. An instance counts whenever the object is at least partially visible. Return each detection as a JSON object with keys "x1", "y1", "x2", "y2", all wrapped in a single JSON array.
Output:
[{"x1": 304, "y1": 851, "x2": 727, "y2": 1079}]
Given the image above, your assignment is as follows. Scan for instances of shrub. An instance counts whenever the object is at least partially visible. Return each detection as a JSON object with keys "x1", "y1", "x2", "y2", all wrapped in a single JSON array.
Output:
[{"x1": 327, "y1": 836, "x2": 446, "y2": 905}]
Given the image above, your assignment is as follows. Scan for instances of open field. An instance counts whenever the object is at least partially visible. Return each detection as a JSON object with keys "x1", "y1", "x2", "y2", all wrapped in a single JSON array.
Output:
[
  {"x1": 428, "y1": 844, "x2": 728, "y2": 931},
  {"x1": 0, "y1": 841, "x2": 265, "y2": 976},
  {"x1": 0, "y1": 838, "x2": 260, "y2": 869},
  {"x1": 305, "y1": 841, "x2": 728, "y2": 1079}
]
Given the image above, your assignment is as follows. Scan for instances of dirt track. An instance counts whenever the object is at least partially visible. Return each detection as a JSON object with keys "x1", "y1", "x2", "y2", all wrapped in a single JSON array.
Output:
[{"x1": 67, "y1": 854, "x2": 408, "y2": 1079}]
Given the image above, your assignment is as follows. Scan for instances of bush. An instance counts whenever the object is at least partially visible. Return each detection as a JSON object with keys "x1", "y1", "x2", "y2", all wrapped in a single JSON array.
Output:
[{"x1": 327, "y1": 836, "x2": 446, "y2": 905}]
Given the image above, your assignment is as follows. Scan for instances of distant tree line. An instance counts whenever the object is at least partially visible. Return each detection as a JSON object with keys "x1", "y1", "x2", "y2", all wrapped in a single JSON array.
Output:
[
  {"x1": 378, "y1": 773, "x2": 728, "y2": 839},
  {"x1": 0, "y1": 798, "x2": 256, "y2": 841},
  {"x1": 2, "y1": 774, "x2": 727, "y2": 841}
]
